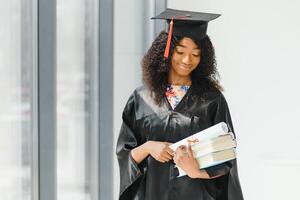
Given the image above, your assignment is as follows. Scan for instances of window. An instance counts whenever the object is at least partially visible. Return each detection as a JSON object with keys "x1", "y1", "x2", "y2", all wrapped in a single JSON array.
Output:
[
  {"x1": 56, "y1": 0, "x2": 99, "y2": 199},
  {"x1": 0, "y1": 0, "x2": 37, "y2": 199}
]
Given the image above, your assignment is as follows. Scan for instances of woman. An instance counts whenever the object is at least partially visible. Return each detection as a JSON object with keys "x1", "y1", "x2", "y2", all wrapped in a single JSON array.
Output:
[{"x1": 116, "y1": 8, "x2": 244, "y2": 200}]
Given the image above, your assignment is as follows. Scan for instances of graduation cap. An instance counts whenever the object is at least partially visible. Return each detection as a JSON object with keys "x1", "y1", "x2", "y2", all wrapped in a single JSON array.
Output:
[{"x1": 151, "y1": 8, "x2": 221, "y2": 58}]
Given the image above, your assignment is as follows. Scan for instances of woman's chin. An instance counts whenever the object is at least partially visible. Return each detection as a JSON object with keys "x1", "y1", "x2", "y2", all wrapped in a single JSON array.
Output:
[{"x1": 177, "y1": 70, "x2": 192, "y2": 77}]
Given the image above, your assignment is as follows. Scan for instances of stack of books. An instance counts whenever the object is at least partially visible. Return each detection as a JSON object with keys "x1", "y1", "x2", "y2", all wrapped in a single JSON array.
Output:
[
  {"x1": 192, "y1": 132, "x2": 236, "y2": 169},
  {"x1": 169, "y1": 122, "x2": 237, "y2": 177}
]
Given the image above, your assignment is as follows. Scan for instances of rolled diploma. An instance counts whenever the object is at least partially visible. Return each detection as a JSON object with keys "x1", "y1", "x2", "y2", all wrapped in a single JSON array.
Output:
[{"x1": 170, "y1": 122, "x2": 229, "y2": 151}]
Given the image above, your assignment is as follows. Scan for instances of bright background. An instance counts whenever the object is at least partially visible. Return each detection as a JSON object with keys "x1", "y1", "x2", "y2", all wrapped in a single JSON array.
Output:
[
  {"x1": 1, "y1": 0, "x2": 299, "y2": 199},
  {"x1": 113, "y1": 0, "x2": 300, "y2": 200}
]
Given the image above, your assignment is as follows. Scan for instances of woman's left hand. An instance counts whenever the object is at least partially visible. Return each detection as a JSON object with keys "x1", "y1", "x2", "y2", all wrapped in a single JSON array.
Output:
[{"x1": 173, "y1": 144, "x2": 201, "y2": 179}]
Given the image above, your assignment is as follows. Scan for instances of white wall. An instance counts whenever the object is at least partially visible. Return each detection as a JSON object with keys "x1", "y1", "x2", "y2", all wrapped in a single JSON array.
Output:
[{"x1": 167, "y1": 1, "x2": 300, "y2": 199}]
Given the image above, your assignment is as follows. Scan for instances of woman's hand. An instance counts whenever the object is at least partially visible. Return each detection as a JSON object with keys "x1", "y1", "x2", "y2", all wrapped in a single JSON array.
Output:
[
  {"x1": 146, "y1": 141, "x2": 174, "y2": 163},
  {"x1": 173, "y1": 144, "x2": 208, "y2": 179}
]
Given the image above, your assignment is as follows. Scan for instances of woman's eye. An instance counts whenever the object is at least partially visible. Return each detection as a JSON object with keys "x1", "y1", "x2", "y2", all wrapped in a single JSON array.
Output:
[
  {"x1": 176, "y1": 51, "x2": 184, "y2": 54},
  {"x1": 192, "y1": 54, "x2": 200, "y2": 57}
]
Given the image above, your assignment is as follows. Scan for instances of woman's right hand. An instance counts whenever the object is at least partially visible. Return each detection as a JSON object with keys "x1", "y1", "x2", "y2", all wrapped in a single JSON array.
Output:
[{"x1": 146, "y1": 141, "x2": 174, "y2": 163}]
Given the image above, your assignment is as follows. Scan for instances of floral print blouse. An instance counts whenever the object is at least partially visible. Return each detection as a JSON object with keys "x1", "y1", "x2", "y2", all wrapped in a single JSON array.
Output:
[{"x1": 165, "y1": 85, "x2": 190, "y2": 109}]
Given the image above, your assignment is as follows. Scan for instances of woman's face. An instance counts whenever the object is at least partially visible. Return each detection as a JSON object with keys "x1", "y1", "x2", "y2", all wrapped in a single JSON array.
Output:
[{"x1": 170, "y1": 37, "x2": 201, "y2": 77}]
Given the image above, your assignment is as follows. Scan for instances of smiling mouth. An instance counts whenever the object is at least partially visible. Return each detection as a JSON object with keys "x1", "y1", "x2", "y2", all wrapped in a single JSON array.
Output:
[{"x1": 179, "y1": 65, "x2": 192, "y2": 70}]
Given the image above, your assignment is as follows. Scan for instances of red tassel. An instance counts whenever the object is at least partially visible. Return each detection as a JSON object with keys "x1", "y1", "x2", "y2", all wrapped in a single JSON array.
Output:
[{"x1": 164, "y1": 18, "x2": 174, "y2": 59}]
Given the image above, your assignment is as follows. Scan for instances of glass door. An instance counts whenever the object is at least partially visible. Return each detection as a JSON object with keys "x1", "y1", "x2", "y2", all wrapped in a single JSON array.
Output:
[
  {"x1": 56, "y1": 0, "x2": 99, "y2": 199},
  {"x1": 0, "y1": 0, "x2": 37, "y2": 199}
]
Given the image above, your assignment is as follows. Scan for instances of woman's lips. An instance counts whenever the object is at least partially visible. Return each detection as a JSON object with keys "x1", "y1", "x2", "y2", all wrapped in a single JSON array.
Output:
[{"x1": 179, "y1": 64, "x2": 192, "y2": 70}]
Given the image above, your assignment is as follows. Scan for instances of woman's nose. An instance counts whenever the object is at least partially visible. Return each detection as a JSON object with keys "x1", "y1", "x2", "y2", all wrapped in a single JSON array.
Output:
[{"x1": 182, "y1": 54, "x2": 192, "y2": 64}]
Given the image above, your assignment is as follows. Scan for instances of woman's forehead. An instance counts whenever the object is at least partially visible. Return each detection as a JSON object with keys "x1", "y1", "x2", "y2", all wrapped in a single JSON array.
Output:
[{"x1": 176, "y1": 37, "x2": 200, "y2": 50}]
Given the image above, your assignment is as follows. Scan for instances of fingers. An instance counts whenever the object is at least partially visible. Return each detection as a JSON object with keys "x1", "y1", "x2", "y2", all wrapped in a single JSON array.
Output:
[
  {"x1": 157, "y1": 156, "x2": 170, "y2": 163},
  {"x1": 177, "y1": 145, "x2": 188, "y2": 156},
  {"x1": 174, "y1": 145, "x2": 190, "y2": 163},
  {"x1": 154, "y1": 151, "x2": 173, "y2": 163},
  {"x1": 174, "y1": 146, "x2": 184, "y2": 161},
  {"x1": 166, "y1": 147, "x2": 174, "y2": 156},
  {"x1": 187, "y1": 143, "x2": 194, "y2": 158},
  {"x1": 164, "y1": 152, "x2": 173, "y2": 160},
  {"x1": 157, "y1": 158, "x2": 167, "y2": 163},
  {"x1": 151, "y1": 141, "x2": 175, "y2": 163},
  {"x1": 162, "y1": 142, "x2": 174, "y2": 160},
  {"x1": 164, "y1": 142, "x2": 175, "y2": 155}
]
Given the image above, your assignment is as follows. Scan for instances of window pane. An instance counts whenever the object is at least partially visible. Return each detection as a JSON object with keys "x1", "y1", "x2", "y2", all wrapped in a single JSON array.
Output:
[
  {"x1": 0, "y1": 1, "x2": 36, "y2": 200},
  {"x1": 56, "y1": 0, "x2": 99, "y2": 199}
]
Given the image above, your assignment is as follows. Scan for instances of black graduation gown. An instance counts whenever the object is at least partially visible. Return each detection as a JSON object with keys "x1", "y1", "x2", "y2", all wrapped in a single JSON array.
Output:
[{"x1": 116, "y1": 85, "x2": 244, "y2": 200}]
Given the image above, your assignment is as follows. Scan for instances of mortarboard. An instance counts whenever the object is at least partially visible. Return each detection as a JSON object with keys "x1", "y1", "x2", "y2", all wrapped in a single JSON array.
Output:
[{"x1": 151, "y1": 8, "x2": 221, "y2": 58}]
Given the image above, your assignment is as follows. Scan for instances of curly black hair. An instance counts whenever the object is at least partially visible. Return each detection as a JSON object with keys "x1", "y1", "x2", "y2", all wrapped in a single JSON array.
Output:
[{"x1": 142, "y1": 31, "x2": 223, "y2": 106}]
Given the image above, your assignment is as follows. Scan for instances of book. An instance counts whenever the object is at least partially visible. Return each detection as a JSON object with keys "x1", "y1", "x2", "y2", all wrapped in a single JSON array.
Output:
[
  {"x1": 196, "y1": 148, "x2": 236, "y2": 169},
  {"x1": 192, "y1": 133, "x2": 236, "y2": 158},
  {"x1": 170, "y1": 122, "x2": 238, "y2": 177},
  {"x1": 176, "y1": 148, "x2": 236, "y2": 177}
]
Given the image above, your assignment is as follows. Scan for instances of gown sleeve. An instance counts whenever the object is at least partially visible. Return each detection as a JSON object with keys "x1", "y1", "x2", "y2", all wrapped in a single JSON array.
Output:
[
  {"x1": 116, "y1": 93, "x2": 146, "y2": 200},
  {"x1": 205, "y1": 92, "x2": 236, "y2": 178}
]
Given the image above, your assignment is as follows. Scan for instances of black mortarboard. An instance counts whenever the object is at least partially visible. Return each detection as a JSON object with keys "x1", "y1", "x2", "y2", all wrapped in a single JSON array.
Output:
[{"x1": 151, "y1": 8, "x2": 221, "y2": 58}]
